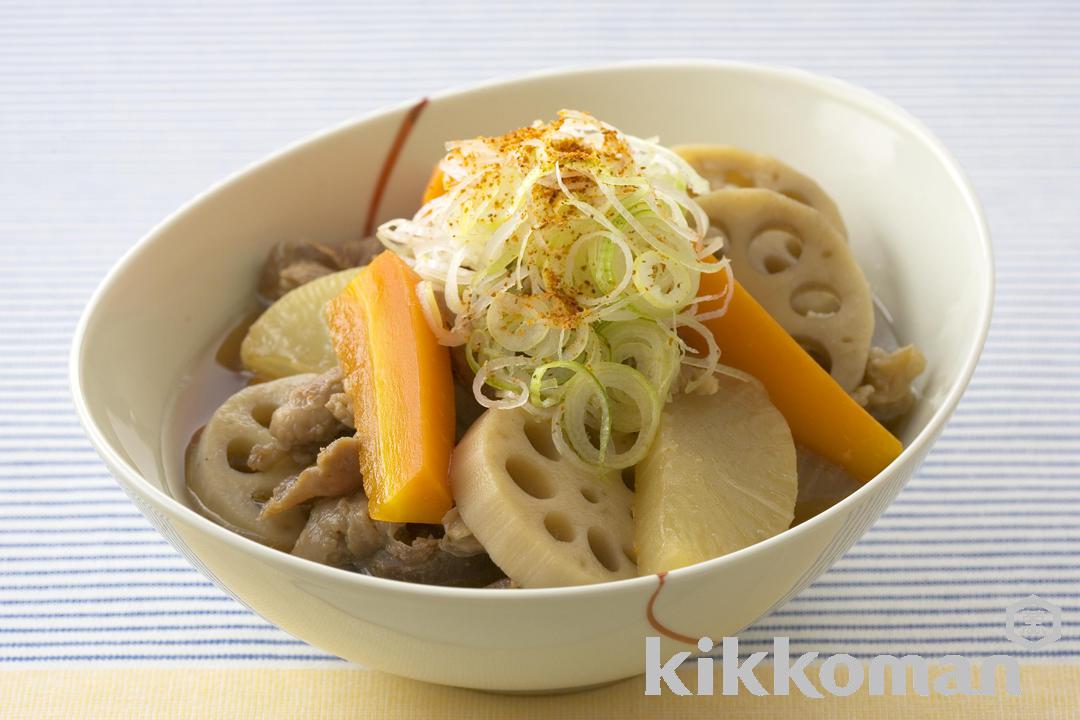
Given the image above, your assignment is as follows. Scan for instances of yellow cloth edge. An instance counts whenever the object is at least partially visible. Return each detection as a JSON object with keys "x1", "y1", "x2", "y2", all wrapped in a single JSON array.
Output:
[{"x1": 2, "y1": 665, "x2": 1078, "y2": 719}]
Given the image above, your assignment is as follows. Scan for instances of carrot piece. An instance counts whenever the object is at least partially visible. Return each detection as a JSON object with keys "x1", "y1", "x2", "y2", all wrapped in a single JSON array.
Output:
[
  {"x1": 326, "y1": 251, "x2": 455, "y2": 522},
  {"x1": 421, "y1": 166, "x2": 446, "y2": 205},
  {"x1": 689, "y1": 270, "x2": 902, "y2": 482}
]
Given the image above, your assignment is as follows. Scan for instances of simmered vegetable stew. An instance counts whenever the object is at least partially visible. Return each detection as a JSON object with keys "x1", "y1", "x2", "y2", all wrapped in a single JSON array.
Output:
[{"x1": 185, "y1": 112, "x2": 924, "y2": 588}]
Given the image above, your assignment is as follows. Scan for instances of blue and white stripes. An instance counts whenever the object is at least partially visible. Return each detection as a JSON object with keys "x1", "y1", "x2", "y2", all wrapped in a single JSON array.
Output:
[{"x1": 2, "y1": 0, "x2": 1079, "y2": 668}]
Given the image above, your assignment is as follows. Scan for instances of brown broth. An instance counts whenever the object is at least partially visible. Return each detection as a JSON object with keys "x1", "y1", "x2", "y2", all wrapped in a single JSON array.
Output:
[
  {"x1": 214, "y1": 307, "x2": 263, "y2": 373},
  {"x1": 170, "y1": 309, "x2": 260, "y2": 500},
  {"x1": 792, "y1": 455, "x2": 863, "y2": 527}
]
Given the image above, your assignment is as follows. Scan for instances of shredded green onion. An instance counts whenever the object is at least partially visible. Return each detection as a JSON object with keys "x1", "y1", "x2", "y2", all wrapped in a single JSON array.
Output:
[{"x1": 379, "y1": 110, "x2": 731, "y2": 469}]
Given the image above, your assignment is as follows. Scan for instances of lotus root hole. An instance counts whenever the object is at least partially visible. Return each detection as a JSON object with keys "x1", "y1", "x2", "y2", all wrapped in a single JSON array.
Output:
[
  {"x1": 580, "y1": 487, "x2": 599, "y2": 504},
  {"x1": 523, "y1": 418, "x2": 560, "y2": 460},
  {"x1": 794, "y1": 336, "x2": 833, "y2": 373},
  {"x1": 588, "y1": 527, "x2": 621, "y2": 572},
  {"x1": 544, "y1": 512, "x2": 575, "y2": 542},
  {"x1": 723, "y1": 169, "x2": 754, "y2": 188},
  {"x1": 791, "y1": 284, "x2": 842, "y2": 317},
  {"x1": 621, "y1": 466, "x2": 636, "y2": 491},
  {"x1": 780, "y1": 189, "x2": 810, "y2": 207},
  {"x1": 251, "y1": 402, "x2": 276, "y2": 429},
  {"x1": 505, "y1": 456, "x2": 555, "y2": 499},
  {"x1": 748, "y1": 228, "x2": 803, "y2": 275},
  {"x1": 785, "y1": 236, "x2": 803, "y2": 259},
  {"x1": 226, "y1": 437, "x2": 257, "y2": 474}
]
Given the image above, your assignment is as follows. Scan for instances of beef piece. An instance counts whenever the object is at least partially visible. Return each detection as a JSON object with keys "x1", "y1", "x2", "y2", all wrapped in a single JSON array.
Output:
[
  {"x1": 258, "y1": 239, "x2": 343, "y2": 301},
  {"x1": 260, "y1": 436, "x2": 363, "y2": 518},
  {"x1": 438, "y1": 507, "x2": 485, "y2": 558},
  {"x1": 337, "y1": 237, "x2": 382, "y2": 269},
  {"x1": 325, "y1": 390, "x2": 355, "y2": 429},
  {"x1": 290, "y1": 500, "x2": 346, "y2": 565},
  {"x1": 290, "y1": 493, "x2": 505, "y2": 588},
  {"x1": 264, "y1": 363, "x2": 504, "y2": 586},
  {"x1": 278, "y1": 260, "x2": 336, "y2": 294},
  {"x1": 248, "y1": 368, "x2": 349, "y2": 470},
  {"x1": 267, "y1": 367, "x2": 347, "y2": 448},
  {"x1": 364, "y1": 523, "x2": 504, "y2": 588},
  {"x1": 258, "y1": 237, "x2": 382, "y2": 301},
  {"x1": 853, "y1": 345, "x2": 927, "y2": 424},
  {"x1": 291, "y1": 493, "x2": 383, "y2": 566}
]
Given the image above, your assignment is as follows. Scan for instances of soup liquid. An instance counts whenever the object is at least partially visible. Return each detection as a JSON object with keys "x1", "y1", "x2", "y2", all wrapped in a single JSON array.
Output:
[{"x1": 164, "y1": 308, "x2": 260, "y2": 502}]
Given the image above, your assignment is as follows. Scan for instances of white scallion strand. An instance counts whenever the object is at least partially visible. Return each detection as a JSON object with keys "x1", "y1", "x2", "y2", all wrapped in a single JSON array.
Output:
[{"x1": 377, "y1": 111, "x2": 732, "y2": 468}]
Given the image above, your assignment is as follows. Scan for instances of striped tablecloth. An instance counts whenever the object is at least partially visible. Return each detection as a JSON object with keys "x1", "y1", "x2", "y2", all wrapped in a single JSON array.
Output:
[{"x1": 2, "y1": 1, "x2": 1078, "y2": 716}]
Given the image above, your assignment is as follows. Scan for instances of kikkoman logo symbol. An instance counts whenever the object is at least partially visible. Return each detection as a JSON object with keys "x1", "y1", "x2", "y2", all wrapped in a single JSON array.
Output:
[
  {"x1": 1005, "y1": 594, "x2": 1062, "y2": 650},
  {"x1": 644, "y1": 595, "x2": 1063, "y2": 697}
]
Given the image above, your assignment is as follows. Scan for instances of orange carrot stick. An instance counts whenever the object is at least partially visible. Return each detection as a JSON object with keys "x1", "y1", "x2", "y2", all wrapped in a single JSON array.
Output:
[
  {"x1": 690, "y1": 270, "x2": 902, "y2": 482},
  {"x1": 326, "y1": 251, "x2": 455, "y2": 522},
  {"x1": 421, "y1": 165, "x2": 446, "y2": 205}
]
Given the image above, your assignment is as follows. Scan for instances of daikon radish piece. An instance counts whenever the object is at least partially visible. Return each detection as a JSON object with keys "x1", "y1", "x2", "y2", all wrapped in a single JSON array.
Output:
[
  {"x1": 635, "y1": 372, "x2": 797, "y2": 574},
  {"x1": 241, "y1": 269, "x2": 359, "y2": 379}
]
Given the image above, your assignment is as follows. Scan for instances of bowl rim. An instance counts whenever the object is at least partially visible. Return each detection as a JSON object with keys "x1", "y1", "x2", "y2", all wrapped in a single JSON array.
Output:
[{"x1": 70, "y1": 58, "x2": 995, "y2": 602}]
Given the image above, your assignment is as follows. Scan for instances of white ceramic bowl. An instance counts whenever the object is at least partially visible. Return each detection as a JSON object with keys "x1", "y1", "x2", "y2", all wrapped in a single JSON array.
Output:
[{"x1": 71, "y1": 60, "x2": 993, "y2": 692}]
